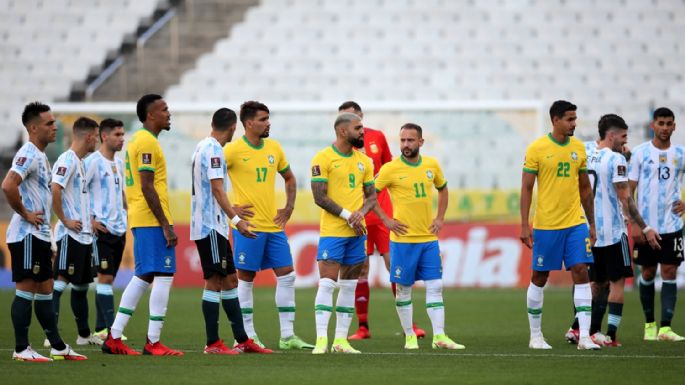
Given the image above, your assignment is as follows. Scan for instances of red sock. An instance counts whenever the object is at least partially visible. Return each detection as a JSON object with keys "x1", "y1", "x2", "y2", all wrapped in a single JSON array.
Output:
[
  {"x1": 355, "y1": 279, "x2": 369, "y2": 326},
  {"x1": 391, "y1": 282, "x2": 397, "y2": 298}
]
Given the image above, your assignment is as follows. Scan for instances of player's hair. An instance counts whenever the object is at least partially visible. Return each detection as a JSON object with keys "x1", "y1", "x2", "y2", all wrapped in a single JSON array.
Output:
[
  {"x1": 136, "y1": 94, "x2": 163, "y2": 123},
  {"x1": 334, "y1": 112, "x2": 361, "y2": 130},
  {"x1": 212, "y1": 108, "x2": 237, "y2": 131},
  {"x1": 338, "y1": 101, "x2": 362, "y2": 114},
  {"x1": 597, "y1": 114, "x2": 628, "y2": 139},
  {"x1": 239, "y1": 101, "x2": 269, "y2": 126},
  {"x1": 73, "y1": 116, "x2": 99, "y2": 137},
  {"x1": 400, "y1": 123, "x2": 423, "y2": 137},
  {"x1": 99, "y1": 118, "x2": 124, "y2": 141},
  {"x1": 21, "y1": 101, "x2": 51, "y2": 127},
  {"x1": 549, "y1": 100, "x2": 577, "y2": 122},
  {"x1": 653, "y1": 107, "x2": 675, "y2": 121}
]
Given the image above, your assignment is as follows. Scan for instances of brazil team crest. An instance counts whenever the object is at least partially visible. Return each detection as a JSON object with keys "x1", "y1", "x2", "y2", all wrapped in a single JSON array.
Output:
[
  {"x1": 238, "y1": 253, "x2": 246, "y2": 264},
  {"x1": 268, "y1": 155, "x2": 275, "y2": 164},
  {"x1": 164, "y1": 256, "x2": 172, "y2": 269},
  {"x1": 357, "y1": 162, "x2": 364, "y2": 172},
  {"x1": 570, "y1": 152, "x2": 578, "y2": 162},
  {"x1": 322, "y1": 250, "x2": 329, "y2": 260},
  {"x1": 536, "y1": 255, "x2": 544, "y2": 267},
  {"x1": 426, "y1": 170, "x2": 433, "y2": 180},
  {"x1": 394, "y1": 266, "x2": 402, "y2": 278}
]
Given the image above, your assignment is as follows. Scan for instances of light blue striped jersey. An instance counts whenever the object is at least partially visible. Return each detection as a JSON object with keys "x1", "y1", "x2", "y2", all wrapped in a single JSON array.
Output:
[
  {"x1": 52, "y1": 150, "x2": 92, "y2": 244},
  {"x1": 628, "y1": 141, "x2": 685, "y2": 234},
  {"x1": 584, "y1": 140, "x2": 598, "y2": 158},
  {"x1": 6, "y1": 142, "x2": 52, "y2": 243},
  {"x1": 84, "y1": 151, "x2": 127, "y2": 236},
  {"x1": 190, "y1": 137, "x2": 229, "y2": 240},
  {"x1": 589, "y1": 147, "x2": 628, "y2": 246}
]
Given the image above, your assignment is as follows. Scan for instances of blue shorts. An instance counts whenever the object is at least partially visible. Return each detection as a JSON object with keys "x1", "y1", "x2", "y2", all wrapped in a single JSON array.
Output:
[
  {"x1": 232, "y1": 229, "x2": 293, "y2": 272},
  {"x1": 317, "y1": 236, "x2": 367, "y2": 266},
  {"x1": 132, "y1": 227, "x2": 176, "y2": 276},
  {"x1": 532, "y1": 224, "x2": 593, "y2": 271},
  {"x1": 389, "y1": 240, "x2": 442, "y2": 285}
]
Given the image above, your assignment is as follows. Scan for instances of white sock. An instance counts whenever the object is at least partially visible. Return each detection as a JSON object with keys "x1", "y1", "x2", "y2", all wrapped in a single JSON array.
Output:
[
  {"x1": 334, "y1": 279, "x2": 357, "y2": 339},
  {"x1": 147, "y1": 276, "x2": 173, "y2": 343},
  {"x1": 395, "y1": 284, "x2": 414, "y2": 336},
  {"x1": 527, "y1": 282, "x2": 544, "y2": 337},
  {"x1": 111, "y1": 276, "x2": 149, "y2": 339},
  {"x1": 238, "y1": 279, "x2": 256, "y2": 337},
  {"x1": 315, "y1": 278, "x2": 337, "y2": 338},
  {"x1": 276, "y1": 271, "x2": 296, "y2": 339},
  {"x1": 425, "y1": 279, "x2": 445, "y2": 336},
  {"x1": 574, "y1": 283, "x2": 592, "y2": 338}
]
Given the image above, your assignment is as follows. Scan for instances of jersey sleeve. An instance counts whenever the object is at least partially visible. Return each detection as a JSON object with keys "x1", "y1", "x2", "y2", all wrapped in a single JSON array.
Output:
[
  {"x1": 276, "y1": 142, "x2": 290, "y2": 174},
  {"x1": 578, "y1": 145, "x2": 588, "y2": 173},
  {"x1": 10, "y1": 147, "x2": 36, "y2": 180},
  {"x1": 522, "y1": 143, "x2": 539, "y2": 174},
  {"x1": 51, "y1": 155, "x2": 76, "y2": 188},
  {"x1": 310, "y1": 151, "x2": 328, "y2": 183},
  {"x1": 433, "y1": 160, "x2": 447, "y2": 190},
  {"x1": 612, "y1": 154, "x2": 628, "y2": 183},
  {"x1": 374, "y1": 163, "x2": 392, "y2": 191},
  {"x1": 137, "y1": 138, "x2": 159, "y2": 172},
  {"x1": 628, "y1": 148, "x2": 641, "y2": 181},
  {"x1": 362, "y1": 157, "x2": 374, "y2": 187},
  {"x1": 206, "y1": 144, "x2": 225, "y2": 181}
]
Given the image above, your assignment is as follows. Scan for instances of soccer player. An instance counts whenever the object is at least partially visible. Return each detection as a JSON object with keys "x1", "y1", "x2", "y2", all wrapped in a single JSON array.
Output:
[
  {"x1": 338, "y1": 101, "x2": 426, "y2": 340},
  {"x1": 3, "y1": 101, "x2": 86, "y2": 361},
  {"x1": 375, "y1": 123, "x2": 465, "y2": 350},
  {"x1": 191, "y1": 108, "x2": 272, "y2": 354},
  {"x1": 50, "y1": 117, "x2": 100, "y2": 346},
  {"x1": 584, "y1": 114, "x2": 661, "y2": 346},
  {"x1": 310, "y1": 112, "x2": 377, "y2": 354},
  {"x1": 83, "y1": 118, "x2": 128, "y2": 341},
  {"x1": 224, "y1": 101, "x2": 312, "y2": 350},
  {"x1": 629, "y1": 107, "x2": 685, "y2": 341},
  {"x1": 520, "y1": 100, "x2": 600, "y2": 350},
  {"x1": 102, "y1": 94, "x2": 182, "y2": 356}
]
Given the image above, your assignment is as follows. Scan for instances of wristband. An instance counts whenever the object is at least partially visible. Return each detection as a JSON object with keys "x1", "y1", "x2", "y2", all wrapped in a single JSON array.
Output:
[
  {"x1": 339, "y1": 209, "x2": 351, "y2": 221},
  {"x1": 642, "y1": 226, "x2": 653, "y2": 235},
  {"x1": 231, "y1": 216, "x2": 242, "y2": 225}
]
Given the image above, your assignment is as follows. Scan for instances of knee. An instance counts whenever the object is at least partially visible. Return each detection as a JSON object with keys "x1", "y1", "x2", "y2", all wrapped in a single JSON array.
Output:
[
  {"x1": 640, "y1": 267, "x2": 657, "y2": 281},
  {"x1": 661, "y1": 265, "x2": 677, "y2": 280},
  {"x1": 424, "y1": 279, "x2": 443, "y2": 297},
  {"x1": 318, "y1": 277, "x2": 338, "y2": 294},
  {"x1": 395, "y1": 284, "x2": 412, "y2": 300},
  {"x1": 276, "y1": 271, "x2": 296, "y2": 287}
]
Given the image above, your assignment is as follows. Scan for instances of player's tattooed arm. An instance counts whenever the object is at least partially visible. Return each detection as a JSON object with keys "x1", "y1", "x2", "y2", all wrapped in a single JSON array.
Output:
[
  {"x1": 311, "y1": 180, "x2": 344, "y2": 216},
  {"x1": 615, "y1": 181, "x2": 661, "y2": 249},
  {"x1": 274, "y1": 168, "x2": 296, "y2": 228},
  {"x1": 359, "y1": 183, "x2": 377, "y2": 217},
  {"x1": 140, "y1": 170, "x2": 177, "y2": 247}
]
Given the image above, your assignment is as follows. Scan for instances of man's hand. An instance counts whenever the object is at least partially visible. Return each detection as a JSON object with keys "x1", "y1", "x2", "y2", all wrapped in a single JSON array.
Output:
[
  {"x1": 236, "y1": 220, "x2": 257, "y2": 239},
  {"x1": 92, "y1": 219, "x2": 108, "y2": 235},
  {"x1": 383, "y1": 217, "x2": 408, "y2": 236},
  {"x1": 520, "y1": 225, "x2": 533, "y2": 249},
  {"x1": 588, "y1": 224, "x2": 597, "y2": 247},
  {"x1": 23, "y1": 211, "x2": 44, "y2": 229},
  {"x1": 631, "y1": 223, "x2": 645, "y2": 245},
  {"x1": 351, "y1": 222, "x2": 367, "y2": 236},
  {"x1": 672, "y1": 200, "x2": 685, "y2": 216},
  {"x1": 429, "y1": 218, "x2": 444, "y2": 235},
  {"x1": 273, "y1": 206, "x2": 293, "y2": 228},
  {"x1": 348, "y1": 210, "x2": 365, "y2": 227},
  {"x1": 63, "y1": 219, "x2": 82, "y2": 232},
  {"x1": 644, "y1": 228, "x2": 662, "y2": 250},
  {"x1": 233, "y1": 204, "x2": 255, "y2": 219},
  {"x1": 163, "y1": 225, "x2": 178, "y2": 248}
]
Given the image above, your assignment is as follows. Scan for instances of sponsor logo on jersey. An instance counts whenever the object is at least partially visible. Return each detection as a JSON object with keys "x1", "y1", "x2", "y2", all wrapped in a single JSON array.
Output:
[
  {"x1": 210, "y1": 157, "x2": 221, "y2": 168},
  {"x1": 142, "y1": 153, "x2": 152, "y2": 164}
]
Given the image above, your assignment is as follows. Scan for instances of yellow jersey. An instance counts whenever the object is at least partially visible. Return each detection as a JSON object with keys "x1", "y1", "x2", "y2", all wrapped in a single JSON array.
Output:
[
  {"x1": 523, "y1": 133, "x2": 588, "y2": 230},
  {"x1": 124, "y1": 128, "x2": 173, "y2": 228},
  {"x1": 224, "y1": 136, "x2": 290, "y2": 232},
  {"x1": 375, "y1": 155, "x2": 447, "y2": 243},
  {"x1": 311, "y1": 145, "x2": 374, "y2": 237}
]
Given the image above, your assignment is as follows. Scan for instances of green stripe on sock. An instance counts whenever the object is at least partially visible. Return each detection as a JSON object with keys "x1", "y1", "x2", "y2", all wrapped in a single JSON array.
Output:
[
  {"x1": 575, "y1": 306, "x2": 592, "y2": 312},
  {"x1": 241, "y1": 307, "x2": 254, "y2": 315},
  {"x1": 118, "y1": 307, "x2": 134, "y2": 315},
  {"x1": 395, "y1": 300, "x2": 412, "y2": 307},
  {"x1": 426, "y1": 302, "x2": 444, "y2": 309},
  {"x1": 149, "y1": 315, "x2": 165, "y2": 321},
  {"x1": 315, "y1": 304, "x2": 333, "y2": 312},
  {"x1": 277, "y1": 306, "x2": 296, "y2": 313},
  {"x1": 527, "y1": 307, "x2": 542, "y2": 315},
  {"x1": 335, "y1": 306, "x2": 355, "y2": 314}
]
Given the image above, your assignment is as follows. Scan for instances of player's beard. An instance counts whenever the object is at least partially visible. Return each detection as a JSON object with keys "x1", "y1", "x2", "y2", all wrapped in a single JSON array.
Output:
[
  {"x1": 260, "y1": 129, "x2": 270, "y2": 138},
  {"x1": 350, "y1": 136, "x2": 364, "y2": 148},
  {"x1": 402, "y1": 147, "x2": 419, "y2": 158}
]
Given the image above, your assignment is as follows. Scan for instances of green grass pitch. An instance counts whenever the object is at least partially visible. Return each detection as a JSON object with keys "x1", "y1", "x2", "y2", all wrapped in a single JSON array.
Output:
[{"x1": 1, "y1": 287, "x2": 683, "y2": 385}]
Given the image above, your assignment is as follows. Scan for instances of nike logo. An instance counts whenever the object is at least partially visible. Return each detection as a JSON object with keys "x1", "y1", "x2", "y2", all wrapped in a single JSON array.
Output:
[
  {"x1": 334, "y1": 164, "x2": 341, "y2": 168},
  {"x1": 242, "y1": 158, "x2": 250, "y2": 162},
  {"x1": 545, "y1": 155, "x2": 554, "y2": 159},
  {"x1": 399, "y1": 176, "x2": 408, "y2": 180}
]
